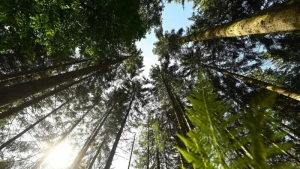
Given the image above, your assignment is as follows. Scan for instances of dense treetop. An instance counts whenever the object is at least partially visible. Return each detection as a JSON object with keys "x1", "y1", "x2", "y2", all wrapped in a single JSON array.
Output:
[{"x1": 0, "y1": 0, "x2": 299, "y2": 168}]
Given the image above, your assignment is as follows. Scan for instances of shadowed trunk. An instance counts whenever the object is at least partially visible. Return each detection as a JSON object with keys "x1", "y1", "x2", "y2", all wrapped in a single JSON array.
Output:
[
  {"x1": 0, "y1": 75, "x2": 92, "y2": 119},
  {"x1": 161, "y1": 74, "x2": 189, "y2": 135},
  {"x1": 0, "y1": 58, "x2": 125, "y2": 107},
  {"x1": 156, "y1": 147, "x2": 161, "y2": 169},
  {"x1": 104, "y1": 92, "x2": 135, "y2": 169},
  {"x1": 0, "y1": 59, "x2": 90, "y2": 81}
]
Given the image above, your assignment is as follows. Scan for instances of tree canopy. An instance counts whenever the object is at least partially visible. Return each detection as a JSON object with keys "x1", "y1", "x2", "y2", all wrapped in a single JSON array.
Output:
[{"x1": 0, "y1": 0, "x2": 299, "y2": 168}]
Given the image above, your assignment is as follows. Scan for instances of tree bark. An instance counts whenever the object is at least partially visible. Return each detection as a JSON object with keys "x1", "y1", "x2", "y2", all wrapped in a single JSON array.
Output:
[
  {"x1": 0, "y1": 58, "x2": 124, "y2": 107},
  {"x1": 69, "y1": 107, "x2": 113, "y2": 169},
  {"x1": 147, "y1": 113, "x2": 150, "y2": 169},
  {"x1": 104, "y1": 92, "x2": 135, "y2": 169},
  {"x1": 127, "y1": 133, "x2": 136, "y2": 169},
  {"x1": 161, "y1": 74, "x2": 189, "y2": 135},
  {"x1": 0, "y1": 75, "x2": 91, "y2": 120},
  {"x1": 156, "y1": 147, "x2": 161, "y2": 169},
  {"x1": 175, "y1": 2, "x2": 300, "y2": 44},
  {"x1": 87, "y1": 135, "x2": 108, "y2": 169},
  {"x1": 174, "y1": 94, "x2": 193, "y2": 130},
  {"x1": 204, "y1": 65, "x2": 300, "y2": 101},
  {"x1": 32, "y1": 104, "x2": 96, "y2": 169},
  {"x1": 165, "y1": 111, "x2": 190, "y2": 168},
  {"x1": 0, "y1": 59, "x2": 90, "y2": 81},
  {"x1": 0, "y1": 101, "x2": 68, "y2": 151}
]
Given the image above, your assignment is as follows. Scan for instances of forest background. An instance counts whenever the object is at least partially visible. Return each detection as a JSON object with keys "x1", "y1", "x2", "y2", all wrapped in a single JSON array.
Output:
[{"x1": 0, "y1": 0, "x2": 300, "y2": 169}]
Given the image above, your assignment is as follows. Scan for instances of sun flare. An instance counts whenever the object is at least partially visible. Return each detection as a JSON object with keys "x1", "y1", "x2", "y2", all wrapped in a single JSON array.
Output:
[{"x1": 44, "y1": 141, "x2": 74, "y2": 169}]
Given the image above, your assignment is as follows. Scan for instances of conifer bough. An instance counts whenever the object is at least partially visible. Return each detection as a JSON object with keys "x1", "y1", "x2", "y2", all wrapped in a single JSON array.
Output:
[{"x1": 176, "y1": 2, "x2": 300, "y2": 43}]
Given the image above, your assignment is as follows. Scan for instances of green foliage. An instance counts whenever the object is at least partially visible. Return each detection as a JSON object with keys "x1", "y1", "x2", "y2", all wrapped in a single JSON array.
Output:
[
  {"x1": 176, "y1": 72, "x2": 297, "y2": 168},
  {"x1": 0, "y1": 0, "x2": 160, "y2": 60}
]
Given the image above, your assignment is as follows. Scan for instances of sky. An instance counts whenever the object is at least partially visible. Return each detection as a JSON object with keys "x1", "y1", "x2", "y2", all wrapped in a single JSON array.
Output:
[
  {"x1": 111, "y1": 2, "x2": 195, "y2": 169},
  {"x1": 136, "y1": 2, "x2": 194, "y2": 77}
]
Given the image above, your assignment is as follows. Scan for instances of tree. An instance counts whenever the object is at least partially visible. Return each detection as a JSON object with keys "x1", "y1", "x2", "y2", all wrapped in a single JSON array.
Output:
[
  {"x1": 203, "y1": 64, "x2": 300, "y2": 101},
  {"x1": 127, "y1": 133, "x2": 136, "y2": 169},
  {"x1": 0, "y1": 57, "x2": 125, "y2": 107},
  {"x1": 0, "y1": 101, "x2": 69, "y2": 151},
  {"x1": 0, "y1": 0, "x2": 163, "y2": 61},
  {"x1": 0, "y1": 58, "x2": 90, "y2": 81},
  {"x1": 0, "y1": 74, "x2": 92, "y2": 119},
  {"x1": 104, "y1": 91, "x2": 135, "y2": 169},
  {"x1": 69, "y1": 106, "x2": 112, "y2": 169},
  {"x1": 32, "y1": 104, "x2": 97, "y2": 169},
  {"x1": 87, "y1": 135, "x2": 108, "y2": 169},
  {"x1": 174, "y1": 1, "x2": 300, "y2": 44},
  {"x1": 1, "y1": 0, "x2": 300, "y2": 168}
]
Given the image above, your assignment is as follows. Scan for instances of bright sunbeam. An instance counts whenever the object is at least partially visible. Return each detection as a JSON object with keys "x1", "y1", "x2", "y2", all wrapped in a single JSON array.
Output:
[{"x1": 44, "y1": 141, "x2": 74, "y2": 169}]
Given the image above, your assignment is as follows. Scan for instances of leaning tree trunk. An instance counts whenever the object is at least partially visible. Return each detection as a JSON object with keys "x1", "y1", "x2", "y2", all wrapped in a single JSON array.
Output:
[
  {"x1": 69, "y1": 107, "x2": 113, "y2": 169},
  {"x1": 175, "y1": 2, "x2": 300, "y2": 44},
  {"x1": 87, "y1": 135, "x2": 108, "y2": 169},
  {"x1": 104, "y1": 92, "x2": 135, "y2": 169},
  {"x1": 32, "y1": 104, "x2": 96, "y2": 169},
  {"x1": 127, "y1": 133, "x2": 136, "y2": 169},
  {"x1": 0, "y1": 75, "x2": 92, "y2": 119},
  {"x1": 261, "y1": 133, "x2": 300, "y2": 165},
  {"x1": 0, "y1": 59, "x2": 90, "y2": 81},
  {"x1": 0, "y1": 101, "x2": 68, "y2": 151},
  {"x1": 204, "y1": 65, "x2": 300, "y2": 101},
  {"x1": 0, "y1": 58, "x2": 124, "y2": 107}
]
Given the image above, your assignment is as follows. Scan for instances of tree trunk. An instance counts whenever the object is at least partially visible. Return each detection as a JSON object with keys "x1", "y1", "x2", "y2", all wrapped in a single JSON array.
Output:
[
  {"x1": 0, "y1": 101, "x2": 68, "y2": 151},
  {"x1": 175, "y1": 2, "x2": 300, "y2": 44},
  {"x1": 161, "y1": 74, "x2": 189, "y2": 135},
  {"x1": 127, "y1": 133, "x2": 136, "y2": 169},
  {"x1": 147, "y1": 113, "x2": 150, "y2": 169},
  {"x1": 104, "y1": 92, "x2": 135, "y2": 169},
  {"x1": 261, "y1": 133, "x2": 300, "y2": 165},
  {"x1": 0, "y1": 58, "x2": 124, "y2": 107},
  {"x1": 0, "y1": 59, "x2": 90, "y2": 81},
  {"x1": 174, "y1": 94, "x2": 193, "y2": 130},
  {"x1": 69, "y1": 107, "x2": 113, "y2": 169},
  {"x1": 264, "y1": 114, "x2": 300, "y2": 139},
  {"x1": 0, "y1": 75, "x2": 91, "y2": 120},
  {"x1": 166, "y1": 113, "x2": 190, "y2": 168},
  {"x1": 204, "y1": 65, "x2": 300, "y2": 101},
  {"x1": 87, "y1": 135, "x2": 108, "y2": 169},
  {"x1": 156, "y1": 147, "x2": 161, "y2": 169},
  {"x1": 163, "y1": 140, "x2": 168, "y2": 169},
  {"x1": 32, "y1": 104, "x2": 96, "y2": 169}
]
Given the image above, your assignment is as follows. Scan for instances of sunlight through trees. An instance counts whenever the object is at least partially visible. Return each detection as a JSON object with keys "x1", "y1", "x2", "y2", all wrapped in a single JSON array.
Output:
[{"x1": 0, "y1": 0, "x2": 299, "y2": 168}]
